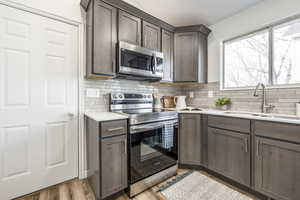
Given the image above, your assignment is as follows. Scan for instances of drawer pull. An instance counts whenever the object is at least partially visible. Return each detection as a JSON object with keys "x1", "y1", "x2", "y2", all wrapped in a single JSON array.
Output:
[{"x1": 107, "y1": 127, "x2": 124, "y2": 132}]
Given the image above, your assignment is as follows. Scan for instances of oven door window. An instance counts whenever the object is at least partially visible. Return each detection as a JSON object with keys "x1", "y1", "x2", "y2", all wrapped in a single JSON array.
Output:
[
  {"x1": 130, "y1": 125, "x2": 177, "y2": 184},
  {"x1": 121, "y1": 49, "x2": 152, "y2": 71}
]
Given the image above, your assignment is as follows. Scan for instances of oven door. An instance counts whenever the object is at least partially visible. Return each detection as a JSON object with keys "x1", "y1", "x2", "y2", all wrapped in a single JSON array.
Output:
[
  {"x1": 118, "y1": 41, "x2": 162, "y2": 78},
  {"x1": 129, "y1": 120, "x2": 178, "y2": 184}
]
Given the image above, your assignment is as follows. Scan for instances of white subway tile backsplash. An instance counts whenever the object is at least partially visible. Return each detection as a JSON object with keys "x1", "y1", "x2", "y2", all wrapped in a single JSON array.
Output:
[
  {"x1": 84, "y1": 80, "x2": 300, "y2": 115},
  {"x1": 183, "y1": 82, "x2": 300, "y2": 115},
  {"x1": 84, "y1": 79, "x2": 182, "y2": 112}
]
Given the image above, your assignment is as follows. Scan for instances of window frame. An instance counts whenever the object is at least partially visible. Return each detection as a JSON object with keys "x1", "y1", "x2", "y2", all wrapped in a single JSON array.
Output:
[{"x1": 221, "y1": 15, "x2": 300, "y2": 90}]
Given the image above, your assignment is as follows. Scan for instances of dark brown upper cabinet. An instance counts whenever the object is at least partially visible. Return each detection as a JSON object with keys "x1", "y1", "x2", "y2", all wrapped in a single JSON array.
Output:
[
  {"x1": 142, "y1": 21, "x2": 161, "y2": 51},
  {"x1": 82, "y1": 0, "x2": 210, "y2": 81},
  {"x1": 118, "y1": 10, "x2": 142, "y2": 46},
  {"x1": 161, "y1": 29, "x2": 174, "y2": 82},
  {"x1": 174, "y1": 32, "x2": 199, "y2": 82},
  {"x1": 174, "y1": 26, "x2": 209, "y2": 83},
  {"x1": 86, "y1": 0, "x2": 117, "y2": 78}
]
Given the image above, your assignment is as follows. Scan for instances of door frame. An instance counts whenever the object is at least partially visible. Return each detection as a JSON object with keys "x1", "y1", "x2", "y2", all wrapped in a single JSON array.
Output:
[{"x1": 0, "y1": 0, "x2": 87, "y2": 179}]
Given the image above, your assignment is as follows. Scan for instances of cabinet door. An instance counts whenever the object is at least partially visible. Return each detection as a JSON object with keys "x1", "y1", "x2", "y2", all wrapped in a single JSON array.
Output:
[
  {"x1": 208, "y1": 128, "x2": 250, "y2": 186},
  {"x1": 161, "y1": 30, "x2": 174, "y2": 82},
  {"x1": 179, "y1": 114, "x2": 201, "y2": 165},
  {"x1": 118, "y1": 10, "x2": 141, "y2": 45},
  {"x1": 101, "y1": 135, "x2": 127, "y2": 199},
  {"x1": 255, "y1": 137, "x2": 300, "y2": 200},
  {"x1": 92, "y1": 1, "x2": 117, "y2": 76},
  {"x1": 174, "y1": 32, "x2": 198, "y2": 82},
  {"x1": 142, "y1": 21, "x2": 161, "y2": 51}
]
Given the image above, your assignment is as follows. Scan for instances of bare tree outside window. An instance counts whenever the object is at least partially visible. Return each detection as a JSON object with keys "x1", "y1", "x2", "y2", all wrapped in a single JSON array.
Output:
[
  {"x1": 223, "y1": 17, "x2": 300, "y2": 89},
  {"x1": 224, "y1": 31, "x2": 269, "y2": 88},
  {"x1": 273, "y1": 19, "x2": 300, "y2": 85}
]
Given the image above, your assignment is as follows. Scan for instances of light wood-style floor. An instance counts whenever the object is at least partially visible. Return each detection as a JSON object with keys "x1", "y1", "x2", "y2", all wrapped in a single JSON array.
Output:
[{"x1": 16, "y1": 169, "x2": 259, "y2": 200}]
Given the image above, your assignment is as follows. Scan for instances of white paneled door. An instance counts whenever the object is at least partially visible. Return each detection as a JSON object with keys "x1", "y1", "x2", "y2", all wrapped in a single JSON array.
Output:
[{"x1": 0, "y1": 4, "x2": 79, "y2": 200}]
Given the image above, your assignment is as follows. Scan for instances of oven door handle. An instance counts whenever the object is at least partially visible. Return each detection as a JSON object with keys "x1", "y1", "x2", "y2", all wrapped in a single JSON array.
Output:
[
  {"x1": 131, "y1": 124, "x2": 164, "y2": 133},
  {"x1": 130, "y1": 120, "x2": 177, "y2": 134},
  {"x1": 151, "y1": 53, "x2": 157, "y2": 74}
]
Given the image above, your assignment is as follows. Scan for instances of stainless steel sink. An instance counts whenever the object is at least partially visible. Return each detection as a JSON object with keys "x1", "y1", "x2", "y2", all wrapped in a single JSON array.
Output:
[
  {"x1": 180, "y1": 108, "x2": 203, "y2": 111},
  {"x1": 249, "y1": 113, "x2": 269, "y2": 117},
  {"x1": 223, "y1": 111, "x2": 255, "y2": 115}
]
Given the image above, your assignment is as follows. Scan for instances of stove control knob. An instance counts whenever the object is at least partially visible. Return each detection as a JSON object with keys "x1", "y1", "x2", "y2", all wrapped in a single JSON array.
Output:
[
  {"x1": 113, "y1": 94, "x2": 118, "y2": 99},
  {"x1": 119, "y1": 94, "x2": 123, "y2": 99}
]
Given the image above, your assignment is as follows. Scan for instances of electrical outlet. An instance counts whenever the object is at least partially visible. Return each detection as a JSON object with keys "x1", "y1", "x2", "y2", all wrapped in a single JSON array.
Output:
[
  {"x1": 208, "y1": 91, "x2": 214, "y2": 98},
  {"x1": 86, "y1": 88, "x2": 100, "y2": 98}
]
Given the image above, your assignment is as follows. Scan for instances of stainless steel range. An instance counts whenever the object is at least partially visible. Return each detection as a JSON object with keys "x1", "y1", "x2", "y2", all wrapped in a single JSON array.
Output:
[{"x1": 110, "y1": 93, "x2": 178, "y2": 197}]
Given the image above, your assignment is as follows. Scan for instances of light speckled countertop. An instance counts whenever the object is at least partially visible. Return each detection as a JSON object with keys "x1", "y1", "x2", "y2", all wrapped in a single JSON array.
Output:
[
  {"x1": 85, "y1": 111, "x2": 128, "y2": 122},
  {"x1": 85, "y1": 108, "x2": 300, "y2": 124},
  {"x1": 168, "y1": 108, "x2": 300, "y2": 125}
]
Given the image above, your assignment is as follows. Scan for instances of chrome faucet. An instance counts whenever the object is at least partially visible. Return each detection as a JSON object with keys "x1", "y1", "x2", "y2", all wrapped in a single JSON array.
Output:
[{"x1": 253, "y1": 83, "x2": 275, "y2": 113}]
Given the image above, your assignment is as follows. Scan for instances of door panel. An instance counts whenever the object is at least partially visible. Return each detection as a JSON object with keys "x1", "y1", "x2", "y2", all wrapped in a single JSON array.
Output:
[
  {"x1": 3, "y1": 49, "x2": 30, "y2": 107},
  {"x1": 2, "y1": 125, "x2": 30, "y2": 178},
  {"x1": 174, "y1": 32, "x2": 198, "y2": 82},
  {"x1": 142, "y1": 21, "x2": 161, "y2": 51},
  {"x1": 46, "y1": 122, "x2": 67, "y2": 167},
  {"x1": 101, "y1": 135, "x2": 127, "y2": 199},
  {"x1": 208, "y1": 128, "x2": 250, "y2": 186},
  {"x1": 118, "y1": 10, "x2": 141, "y2": 45},
  {"x1": 93, "y1": 1, "x2": 117, "y2": 75},
  {"x1": 161, "y1": 30, "x2": 173, "y2": 82},
  {"x1": 255, "y1": 137, "x2": 300, "y2": 200},
  {"x1": 0, "y1": 5, "x2": 78, "y2": 200},
  {"x1": 179, "y1": 114, "x2": 201, "y2": 165}
]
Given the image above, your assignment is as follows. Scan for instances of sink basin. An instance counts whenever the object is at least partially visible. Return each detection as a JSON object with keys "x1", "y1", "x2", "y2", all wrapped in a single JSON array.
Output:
[
  {"x1": 223, "y1": 111, "x2": 253, "y2": 115},
  {"x1": 249, "y1": 113, "x2": 269, "y2": 117},
  {"x1": 180, "y1": 108, "x2": 203, "y2": 111}
]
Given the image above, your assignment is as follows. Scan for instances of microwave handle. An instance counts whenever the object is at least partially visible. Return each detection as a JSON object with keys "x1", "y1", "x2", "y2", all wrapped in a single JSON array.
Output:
[{"x1": 151, "y1": 54, "x2": 157, "y2": 74}]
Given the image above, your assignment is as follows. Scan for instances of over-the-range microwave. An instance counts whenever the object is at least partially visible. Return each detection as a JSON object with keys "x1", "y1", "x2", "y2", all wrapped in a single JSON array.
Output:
[{"x1": 117, "y1": 41, "x2": 164, "y2": 81}]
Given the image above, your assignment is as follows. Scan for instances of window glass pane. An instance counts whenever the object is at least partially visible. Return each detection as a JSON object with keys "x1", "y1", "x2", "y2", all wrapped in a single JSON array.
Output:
[
  {"x1": 224, "y1": 31, "x2": 269, "y2": 88},
  {"x1": 273, "y1": 19, "x2": 300, "y2": 85}
]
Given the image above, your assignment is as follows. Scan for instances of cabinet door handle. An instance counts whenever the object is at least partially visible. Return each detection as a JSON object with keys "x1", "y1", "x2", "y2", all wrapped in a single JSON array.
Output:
[
  {"x1": 112, "y1": 60, "x2": 115, "y2": 71},
  {"x1": 256, "y1": 140, "x2": 260, "y2": 157},
  {"x1": 244, "y1": 138, "x2": 248, "y2": 153},
  {"x1": 107, "y1": 127, "x2": 124, "y2": 132},
  {"x1": 124, "y1": 141, "x2": 127, "y2": 154}
]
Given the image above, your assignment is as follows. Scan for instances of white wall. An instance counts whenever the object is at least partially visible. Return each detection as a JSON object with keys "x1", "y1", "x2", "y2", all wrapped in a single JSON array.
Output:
[
  {"x1": 4, "y1": 0, "x2": 83, "y2": 22},
  {"x1": 207, "y1": 0, "x2": 300, "y2": 82}
]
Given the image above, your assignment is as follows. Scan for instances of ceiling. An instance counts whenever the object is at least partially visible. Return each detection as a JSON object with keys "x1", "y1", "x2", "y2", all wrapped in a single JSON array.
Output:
[{"x1": 122, "y1": 0, "x2": 263, "y2": 26}]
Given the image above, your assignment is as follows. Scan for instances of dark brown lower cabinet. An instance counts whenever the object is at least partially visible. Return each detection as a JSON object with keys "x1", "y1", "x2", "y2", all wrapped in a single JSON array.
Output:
[
  {"x1": 101, "y1": 135, "x2": 128, "y2": 198},
  {"x1": 254, "y1": 137, "x2": 300, "y2": 200},
  {"x1": 208, "y1": 127, "x2": 250, "y2": 186},
  {"x1": 179, "y1": 114, "x2": 201, "y2": 165},
  {"x1": 86, "y1": 118, "x2": 128, "y2": 200}
]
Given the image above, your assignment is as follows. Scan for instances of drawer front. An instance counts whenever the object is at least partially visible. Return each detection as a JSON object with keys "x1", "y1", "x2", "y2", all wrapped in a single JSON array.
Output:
[
  {"x1": 101, "y1": 120, "x2": 127, "y2": 138},
  {"x1": 208, "y1": 115, "x2": 250, "y2": 133},
  {"x1": 255, "y1": 121, "x2": 300, "y2": 143}
]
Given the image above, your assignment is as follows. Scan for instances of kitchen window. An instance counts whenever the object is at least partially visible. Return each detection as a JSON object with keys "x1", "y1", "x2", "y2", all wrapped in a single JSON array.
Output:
[{"x1": 222, "y1": 17, "x2": 300, "y2": 89}]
